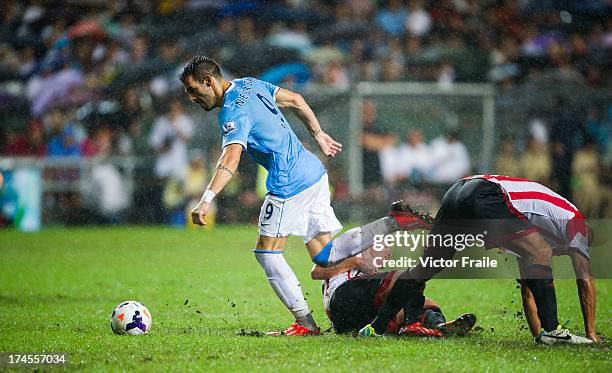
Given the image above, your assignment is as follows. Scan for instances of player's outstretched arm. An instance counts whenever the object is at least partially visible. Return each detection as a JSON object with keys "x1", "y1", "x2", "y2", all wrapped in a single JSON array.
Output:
[
  {"x1": 570, "y1": 250, "x2": 601, "y2": 342},
  {"x1": 275, "y1": 88, "x2": 342, "y2": 157},
  {"x1": 191, "y1": 144, "x2": 242, "y2": 226},
  {"x1": 311, "y1": 257, "x2": 361, "y2": 280}
]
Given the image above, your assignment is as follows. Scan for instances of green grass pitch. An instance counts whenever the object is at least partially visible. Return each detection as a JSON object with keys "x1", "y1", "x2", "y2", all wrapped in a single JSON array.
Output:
[{"x1": 0, "y1": 226, "x2": 610, "y2": 372}]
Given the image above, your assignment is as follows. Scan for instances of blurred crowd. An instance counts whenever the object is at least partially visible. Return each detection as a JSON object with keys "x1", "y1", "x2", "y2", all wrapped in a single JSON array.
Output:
[
  {"x1": 0, "y1": 0, "x2": 610, "y2": 224},
  {"x1": 360, "y1": 96, "x2": 612, "y2": 218},
  {"x1": 361, "y1": 99, "x2": 471, "y2": 188}
]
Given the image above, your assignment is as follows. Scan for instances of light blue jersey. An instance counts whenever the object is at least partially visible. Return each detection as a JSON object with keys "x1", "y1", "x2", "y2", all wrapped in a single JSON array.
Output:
[{"x1": 218, "y1": 77, "x2": 325, "y2": 198}]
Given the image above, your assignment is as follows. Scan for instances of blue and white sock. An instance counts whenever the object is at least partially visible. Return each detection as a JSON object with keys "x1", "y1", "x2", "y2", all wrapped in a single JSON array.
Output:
[
  {"x1": 254, "y1": 250, "x2": 317, "y2": 329},
  {"x1": 312, "y1": 216, "x2": 399, "y2": 267}
]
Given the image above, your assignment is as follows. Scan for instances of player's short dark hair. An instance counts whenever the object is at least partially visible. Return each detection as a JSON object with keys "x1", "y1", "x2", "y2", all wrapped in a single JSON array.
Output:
[{"x1": 178, "y1": 56, "x2": 222, "y2": 83}]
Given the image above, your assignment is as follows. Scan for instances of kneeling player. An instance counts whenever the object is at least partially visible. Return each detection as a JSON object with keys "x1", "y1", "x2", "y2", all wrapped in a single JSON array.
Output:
[
  {"x1": 362, "y1": 175, "x2": 600, "y2": 345},
  {"x1": 312, "y1": 248, "x2": 476, "y2": 337}
]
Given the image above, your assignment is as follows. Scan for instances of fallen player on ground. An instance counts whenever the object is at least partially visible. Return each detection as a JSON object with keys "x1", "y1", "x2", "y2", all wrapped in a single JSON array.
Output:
[{"x1": 312, "y1": 246, "x2": 476, "y2": 337}]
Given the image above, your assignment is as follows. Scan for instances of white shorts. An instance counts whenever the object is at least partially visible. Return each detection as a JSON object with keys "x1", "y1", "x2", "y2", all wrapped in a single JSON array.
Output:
[{"x1": 258, "y1": 173, "x2": 343, "y2": 243}]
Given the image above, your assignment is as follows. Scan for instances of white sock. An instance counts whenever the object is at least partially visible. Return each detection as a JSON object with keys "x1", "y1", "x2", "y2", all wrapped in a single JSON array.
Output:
[
  {"x1": 313, "y1": 216, "x2": 400, "y2": 266},
  {"x1": 254, "y1": 250, "x2": 311, "y2": 321},
  {"x1": 327, "y1": 227, "x2": 363, "y2": 264}
]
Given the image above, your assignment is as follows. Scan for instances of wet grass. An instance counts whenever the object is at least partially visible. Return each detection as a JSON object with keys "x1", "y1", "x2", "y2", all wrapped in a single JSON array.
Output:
[{"x1": 0, "y1": 226, "x2": 610, "y2": 372}]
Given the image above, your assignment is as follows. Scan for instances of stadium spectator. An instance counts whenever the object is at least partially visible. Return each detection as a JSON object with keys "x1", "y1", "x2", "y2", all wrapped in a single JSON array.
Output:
[
  {"x1": 519, "y1": 136, "x2": 551, "y2": 187},
  {"x1": 45, "y1": 109, "x2": 82, "y2": 157},
  {"x1": 149, "y1": 98, "x2": 194, "y2": 223},
  {"x1": 375, "y1": 0, "x2": 409, "y2": 37},
  {"x1": 528, "y1": 116, "x2": 549, "y2": 145},
  {"x1": 520, "y1": 24, "x2": 549, "y2": 57},
  {"x1": 237, "y1": 17, "x2": 258, "y2": 44},
  {"x1": 427, "y1": 130, "x2": 471, "y2": 184},
  {"x1": 360, "y1": 100, "x2": 394, "y2": 191},
  {"x1": 129, "y1": 34, "x2": 150, "y2": 65},
  {"x1": 572, "y1": 138, "x2": 602, "y2": 218},
  {"x1": 267, "y1": 21, "x2": 313, "y2": 53},
  {"x1": 3, "y1": 128, "x2": 29, "y2": 156},
  {"x1": 185, "y1": 151, "x2": 207, "y2": 204},
  {"x1": 150, "y1": 38, "x2": 184, "y2": 98},
  {"x1": 488, "y1": 35, "x2": 521, "y2": 87},
  {"x1": 120, "y1": 117, "x2": 150, "y2": 157},
  {"x1": 550, "y1": 97, "x2": 584, "y2": 199},
  {"x1": 2, "y1": 119, "x2": 45, "y2": 156},
  {"x1": 437, "y1": 59, "x2": 456, "y2": 87},
  {"x1": 116, "y1": 86, "x2": 144, "y2": 131},
  {"x1": 84, "y1": 162, "x2": 130, "y2": 224},
  {"x1": 494, "y1": 137, "x2": 520, "y2": 177},
  {"x1": 405, "y1": 0, "x2": 431, "y2": 37},
  {"x1": 380, "y1": 56, "x2": 404, "y2": 81},
  {"x1": 149, "y1": 98, "x2": 194, "y2": 181},
  {"x1": 81, "y1": 125, "x2": 112, "y2": 158},
  {"x1": 396, "y1": 128, "x2": 431, "y2": 183},
  {"x1": 586, "y1": 105, "x2": 610, "y2": 156},
  {"x1": 378, "y1": 134, "x2": 399, "y2": 186},
  {"x1": 321, "y1": 60, "x2": 350, "y2": 88}
]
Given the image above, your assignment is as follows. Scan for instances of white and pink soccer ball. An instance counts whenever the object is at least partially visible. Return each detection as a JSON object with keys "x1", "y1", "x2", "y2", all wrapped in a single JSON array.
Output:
[{"x1": 110, "y1": 301, "x2": 152, "y2": 335}]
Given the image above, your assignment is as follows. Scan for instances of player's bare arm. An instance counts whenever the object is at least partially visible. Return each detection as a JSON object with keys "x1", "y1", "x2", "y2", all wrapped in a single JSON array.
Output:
[
  {"x1": 517, "y1": 259, "x2": 542, "y2": 337},
  {"x1": 191, "y1": 143, "x2": 242, "y2": 226},
  {"x1": 275, "y1": 88, "x2": 342, "y2": 157},
  {"x1": 311, "y1": 257, "x2": 361, "y2": 280},
  {"x1": 311, "y1": 243, "x2": 391, "y2": 278},
  {"x1": 570, "y1": 249, "x2": 601, "y2": 342}
]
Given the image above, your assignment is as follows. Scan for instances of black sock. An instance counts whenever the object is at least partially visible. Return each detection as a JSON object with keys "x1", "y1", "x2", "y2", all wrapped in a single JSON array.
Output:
[
  {"x1": 423, "y1": 306, "x2": 446, "y2": 328},
  {"x1": 525, "y1": 264, "x2": 559, "y2": 332},
  {"x1": 371, "y1": 277, "x2": 425, "y2": 333},
  {"x1": 403, "y1": 289, "x2": 425, "y2": 325}
]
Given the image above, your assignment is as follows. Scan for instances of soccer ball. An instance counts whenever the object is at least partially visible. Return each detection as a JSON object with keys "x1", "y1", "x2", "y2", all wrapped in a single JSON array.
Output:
[{"x1": 110, "y1": 301, "x2": 152, "y2": 335}]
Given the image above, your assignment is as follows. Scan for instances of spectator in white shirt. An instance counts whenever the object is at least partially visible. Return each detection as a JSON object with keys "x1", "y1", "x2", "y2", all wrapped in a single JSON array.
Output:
[
  {"x1": 396, "y1": 128, "x2": 431, "y2": 183},
  {"x1": 406, "y1": 0, "x2": 431, "y2": 37},
  {"x1": 427, "y1": 130, "x2": 471, "y2": 184},
  {"x1": 149, "y1": 98, "x2": 194, "y2": 181}
]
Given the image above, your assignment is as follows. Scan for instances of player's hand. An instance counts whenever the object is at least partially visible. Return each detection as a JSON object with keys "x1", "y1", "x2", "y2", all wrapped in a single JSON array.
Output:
[
  {"x1": 315, "y1": 131, "x2": 342, "y2": 157},
  {"x1": 191, "y1": 201, "x2": 210, "y2": 226},
  {"x1": 587, "y1": 332, "x2": 603, "y2": 343}
]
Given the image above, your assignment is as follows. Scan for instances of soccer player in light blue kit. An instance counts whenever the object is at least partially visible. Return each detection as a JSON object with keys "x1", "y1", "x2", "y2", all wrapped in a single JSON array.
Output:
[{"x1": 179, "y1": 56, "x2": 426, "y2": 335}]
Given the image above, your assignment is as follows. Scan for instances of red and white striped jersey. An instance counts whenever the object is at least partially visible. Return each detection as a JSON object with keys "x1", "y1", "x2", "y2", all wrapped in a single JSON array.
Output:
[
  {"x1": 322, "y1": 268, "x2": 362, "y2": 314},
  {"x1": 465, "y1": 175, "x2": 589, "y2": 259}
]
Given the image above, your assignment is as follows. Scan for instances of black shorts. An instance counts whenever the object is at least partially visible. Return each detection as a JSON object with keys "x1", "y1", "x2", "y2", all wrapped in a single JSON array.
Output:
[
  {"x1": 431, "y1": 178, "x2": 534, "y2": 246},
  {"x1": 328, "y1": 272, "x2": 395, "y2": 334}
]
